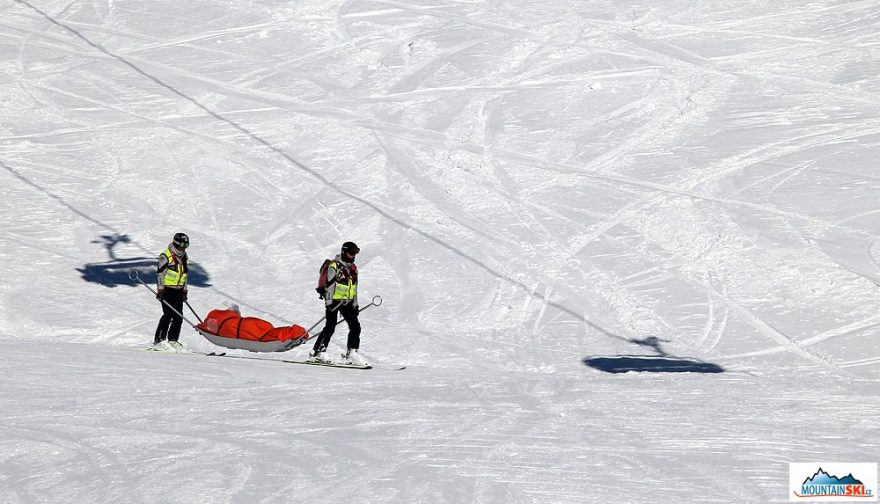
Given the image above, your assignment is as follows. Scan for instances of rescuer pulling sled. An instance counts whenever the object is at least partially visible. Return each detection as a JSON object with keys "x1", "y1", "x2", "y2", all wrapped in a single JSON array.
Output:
[{"x1": 129, "y1": 269, "x2": 382, "y2": 355}]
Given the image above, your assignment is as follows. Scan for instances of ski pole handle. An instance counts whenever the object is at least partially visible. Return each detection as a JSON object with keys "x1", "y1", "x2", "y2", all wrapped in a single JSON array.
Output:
[
  {"x1": 332, "y1": 296, "x2": 383, "y2": 327},
  {"x1": 129, "y1": 270, "x2": 199, "y2": 329},
  {"x1": 357, "y1": 295, "x2": 383, "y2": 315}
]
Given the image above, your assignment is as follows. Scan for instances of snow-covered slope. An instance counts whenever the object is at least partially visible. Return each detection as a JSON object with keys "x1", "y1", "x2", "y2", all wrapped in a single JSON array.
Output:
[{"x1": 1, "y1": 0, "x2": 878, "y2": 502}]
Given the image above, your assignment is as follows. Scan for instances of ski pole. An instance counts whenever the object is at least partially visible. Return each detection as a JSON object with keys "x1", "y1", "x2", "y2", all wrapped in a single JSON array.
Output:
[
  {"x1": 185, "y1": 300, "x2": 204, "y2": 324},
  {"x1": 306, "y1": 295, "x2": 383, "y2": 335},
  {"x1": 304, "y1": 300, "x2": 347, "y2": 336},
  {"x1": 129, "y1": 270, "x2": 199, "y2": 329},
  {"x1": 334, "y1": 295, "x2": 382, "y2": 327}
]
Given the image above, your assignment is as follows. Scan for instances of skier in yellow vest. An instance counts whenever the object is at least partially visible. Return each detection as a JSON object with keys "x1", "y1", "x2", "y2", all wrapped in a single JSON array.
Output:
[
  {"x1": 153, "y1": 232, "x2": 190, "y2": 349},
  {"x1": 310, "y1": 242, "x2": 364, "y2": 365}
]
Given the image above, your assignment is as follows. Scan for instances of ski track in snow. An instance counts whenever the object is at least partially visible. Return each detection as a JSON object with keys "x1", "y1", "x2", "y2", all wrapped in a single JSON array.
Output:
[{"x1": 1, "y1": 0, "x2": 880, "y2": 502}]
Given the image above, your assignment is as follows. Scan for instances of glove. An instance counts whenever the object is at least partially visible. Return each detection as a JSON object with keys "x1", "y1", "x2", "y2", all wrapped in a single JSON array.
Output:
[
  {"x1": 182, "y1": 289, "x2": 188, "y2": 302},
  {"x1": 156, "y1": 288, "x2": 165, "y2": 300}
]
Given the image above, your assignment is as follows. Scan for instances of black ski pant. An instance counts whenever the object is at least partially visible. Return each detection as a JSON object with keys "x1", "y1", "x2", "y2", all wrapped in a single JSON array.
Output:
[
  {"x1": 312, "y1": 300, "x2": 360, "y2": 353},
  {"x1": 154, "y1": 287, "x2": 185, "y2": 344}
]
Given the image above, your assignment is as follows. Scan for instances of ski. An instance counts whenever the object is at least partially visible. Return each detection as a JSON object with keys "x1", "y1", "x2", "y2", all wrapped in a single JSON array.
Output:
[
  {"x1": 134, "y1": 347, "x2": 193, "y2": 355},
  {"x1": 135, "y1": 346, "x2": 224, "y2": 357},
  {"x1": 204, "y1": 351, "x2": 405, "y2": 370},
  {"x1": 280, "y1": 358, "x2": 372, "y2": 370},
  {"x1": 134, "y1": 346, "x2": 403, "y2": 370}
]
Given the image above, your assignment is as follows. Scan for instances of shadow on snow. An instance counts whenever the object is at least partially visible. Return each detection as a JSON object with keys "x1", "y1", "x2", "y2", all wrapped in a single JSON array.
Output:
[
  {"x1": 583, "y1": 336, "x2": 725, "y2": 374},
  {"x1": 77, "y1": 234, "x2": 211, "y2": 288},
  {"x1": 0, "y1": 161, "x2": 211, "y2": 290},
  {"x1": 12, "y1": 2, "x2": 626, "y2": 344}
]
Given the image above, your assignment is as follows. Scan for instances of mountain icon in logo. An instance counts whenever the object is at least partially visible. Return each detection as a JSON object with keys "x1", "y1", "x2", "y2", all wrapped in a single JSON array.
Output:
[{"x1": 803, "y1": 468, "x2": 864, "y2": 486}]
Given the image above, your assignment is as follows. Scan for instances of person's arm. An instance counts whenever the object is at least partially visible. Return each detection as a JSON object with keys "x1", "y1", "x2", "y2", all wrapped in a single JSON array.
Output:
[
  {"x1": 157, "y1": 254, "x2": 169, "y2": 285},
  {"x1": 353, "y1": 273, "x2": 359, "y2": 308},
  {"x1": 156, "y1": 253, "x2": 169, "y2": 299},
  {"x1": 353, "y1": 265, "x2": 359, "y2": 308},
  {"x1": 324, "y1": 263, "x2": 338, "y2": 305},
  {"x1": 182, "y1": 254, "x2": 188, "y2": 300}
]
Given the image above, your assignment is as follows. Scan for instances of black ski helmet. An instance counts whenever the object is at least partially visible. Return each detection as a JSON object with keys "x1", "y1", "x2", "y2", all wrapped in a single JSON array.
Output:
[
  {"x1": 173, "y1": 232, "x2": 190, "y2": 249},
  {"x1": 341, "y1": 241, "x2": 360, "y2": 255}
]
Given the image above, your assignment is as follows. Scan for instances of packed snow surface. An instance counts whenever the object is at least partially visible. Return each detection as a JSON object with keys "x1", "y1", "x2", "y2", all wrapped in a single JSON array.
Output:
[{"x1": 1, "y1": 0, "x2": 879, "y2": 502}]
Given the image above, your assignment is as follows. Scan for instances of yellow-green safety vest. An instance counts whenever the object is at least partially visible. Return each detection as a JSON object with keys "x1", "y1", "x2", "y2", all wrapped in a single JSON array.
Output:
[
  {"x1": 330, "y1": 261, "x2": 358, "y2": 300},
  {"x1": 162, "y1": 249, "x2": 188, "y2": 287}
]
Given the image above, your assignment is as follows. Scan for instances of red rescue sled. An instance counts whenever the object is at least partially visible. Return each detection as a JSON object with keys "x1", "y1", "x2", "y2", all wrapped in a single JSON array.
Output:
[{"x1": 195, "y1": 309, "x2": 309, "y2": 353}]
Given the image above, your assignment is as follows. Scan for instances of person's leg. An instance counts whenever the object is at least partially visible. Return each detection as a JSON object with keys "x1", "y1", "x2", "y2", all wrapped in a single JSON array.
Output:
[
  {"x1": 154, "y1": 295, "x2": 175, "y2": 344},
  {"x1": 312, "y1": 302, "x2": 340, "y2": 353},
  {"x1": 165, "y1": 289, "x2": 185, "y2": 342},
  {"x1": 340, "y1": 303, "x2": 361, "y2": 351},
  {"x1": 153, "y1": 316, "x2": 168, "y2": 345}
]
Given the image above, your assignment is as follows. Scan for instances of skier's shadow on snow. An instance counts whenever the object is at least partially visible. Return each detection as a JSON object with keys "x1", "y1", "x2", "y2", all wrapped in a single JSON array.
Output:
[
  {"x1": 1, "y1": 161, "x2": 209, "y2": 289},
  {"x1": 77, "y1": 234, "x2": 212, "y2": 288},
  {"x1": 583, "y1": 336, "x2": 724, "y2": 374}
]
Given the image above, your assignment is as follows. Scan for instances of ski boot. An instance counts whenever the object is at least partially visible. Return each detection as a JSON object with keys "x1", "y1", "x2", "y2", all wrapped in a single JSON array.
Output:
[
  {"x1": 308, "y1": 348, "x2": 333, "y2": 363},
  {"x1": 341, "y1": 348, "x2": 368, "y2": 367}
]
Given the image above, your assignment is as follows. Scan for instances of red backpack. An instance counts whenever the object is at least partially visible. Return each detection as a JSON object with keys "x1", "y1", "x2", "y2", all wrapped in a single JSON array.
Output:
[{"x1": 315, "y1": 259, "x2": 333, "y2": 299}]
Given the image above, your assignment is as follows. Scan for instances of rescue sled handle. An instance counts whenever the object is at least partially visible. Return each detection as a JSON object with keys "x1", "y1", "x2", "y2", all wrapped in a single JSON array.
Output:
[
  {"x1": 131, "y1": 269, "x2": 383, "y2": 340},
  {"x1": 129, "y1": 269, "x2": 200, "y2": 330},
  {"x1": 304, "y1": 295, "x2": 383, "y2": 336}
]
